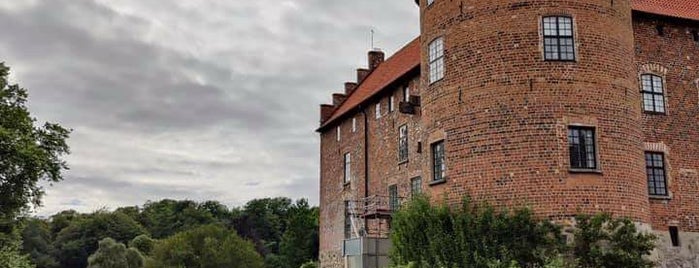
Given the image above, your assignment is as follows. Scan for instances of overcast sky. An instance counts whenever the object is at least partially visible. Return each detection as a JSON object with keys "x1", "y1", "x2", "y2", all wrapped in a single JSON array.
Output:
[{"x1": 0, "y1": 0, "x2": 419, "y2": 216}]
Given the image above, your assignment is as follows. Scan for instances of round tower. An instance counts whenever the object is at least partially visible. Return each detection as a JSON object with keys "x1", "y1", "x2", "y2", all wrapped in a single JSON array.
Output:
[{"x1": 418, "y1": 0, "x2": 650, "y2": 222}]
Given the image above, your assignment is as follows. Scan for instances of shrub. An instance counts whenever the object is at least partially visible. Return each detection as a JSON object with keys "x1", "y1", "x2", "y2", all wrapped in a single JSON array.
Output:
[{"x1": 573, "y1": 214, "x2": 656, "y2": 268}]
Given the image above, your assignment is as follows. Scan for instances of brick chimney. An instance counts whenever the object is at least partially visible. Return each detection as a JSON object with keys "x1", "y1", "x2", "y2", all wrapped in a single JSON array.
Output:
[
  {"x1": 368, "y1": 50, "x2": 385, "y2": 70},
  {"x1": 344, "y1": 82, "x2": 358, "y2": 95},
  {"x1": 332, "y1": 93, "x2": 347, "y2": 107},
  {"x1": 320, "y1": 104, "x2": 334, "y2": 124},
  {"x1": 357, "y1": 68, "x2": 370, "y2": 84}
]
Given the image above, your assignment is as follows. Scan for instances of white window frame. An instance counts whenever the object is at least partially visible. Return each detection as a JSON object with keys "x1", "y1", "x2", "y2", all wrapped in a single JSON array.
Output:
[
  {"x1": 344, "y1": 153, "x2": 351, "y2": 184},
  {"x1": 403, "y1": 86, "x2": 410, "y2": 102},
  {"x1": 352, "y1": 117, "x2": 357, "y2": 133},
  {"x1": 337, "y1": 126, "x2": 341, "y2": 142},
  {"x1": 389, "y1": 95, "x2": 395, "y2": 112},
  {"x1": 428, "y1": 37, "x2": 445, "y2": 84},
  {"x1": 375, "y1": 102, "x2": 382, "y2": 119}
]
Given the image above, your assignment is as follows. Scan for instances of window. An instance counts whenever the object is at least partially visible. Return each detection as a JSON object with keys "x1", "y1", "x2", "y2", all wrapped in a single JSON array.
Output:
[
  {"x1": 344, "y1": 201, "x2": 352, "y2": 239},
  {"x1": 543, "y1": 16, "x2": 575, "y2": 61},
  {"x1": 568, "y1": 127, "x2": 597, "y2": 170},
  {"x1": 336, "y1": 126, "x2": 341, "y2": 142},
  {"x1": 641, "y1": 74, "x2": 666, "y2": 113},
  {"x1": 375, "y1": 102, "x2": 382, "y2": 119},
  {"x1": 427, "y1": 0, "x2": 434, "y2": 6},
  {"x1": 411, "y1": 177, "x2": 422, "y2": 195},
  {"x1": 344, "y1": 153, "x2": 351, "y2": 184},
  {"x1": 428, "y1": 37, "x2": 445, "y2": 84},
  {"x1": 669, "y1": 226, "x2": 680, "y2": 247},
  {"x1": 352, "y1": 117, "x2": 357, "y2": 133},
  {"x1": 432, "y1": 141, "x2": 446, "y2": 181},
  {"x1": 403, "y1": 86, "x2": 410, "y2": 102},
  {"x1": 646, "y1": 152, "x2": 668, "y2": 196},
  {"x1": 389, "y1": 185, "x2": 399, "y2": 211},
  {"x1": 389, "y1": 95, "x2": 395, "y2": 112},
  {"x1": 399, "y1": 125, "x2": 409, "y2": 162}
]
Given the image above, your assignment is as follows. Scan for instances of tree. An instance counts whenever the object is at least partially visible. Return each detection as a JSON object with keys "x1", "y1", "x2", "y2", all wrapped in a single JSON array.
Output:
[
  {"x1": 574, "y1": 214, "x2": 657, "y2": 268},
  {"x1": 21, "y1": 219, "x2": 58, "y2": 268},
  {"x1": 87, "y1": 238, "x2": 144, "y2": 268},
  {"x1": 128, "y1": 235, "x2": 154, "y2": 256},
  {"x1": 278, "y1": 199, "x2": 319, "y2": 268},
  {"x1": 53, "y1": 211, "x2": 147, "y2": 268},
  {"x1": 139, "y1": 200, "x2": 217, "y2": 239},
  {"x1": 147, "y1": 224, "x2": 264, "y2": 268},
  {"x1": 0, "y1": 62, "x2": 71, "y2": 220},
  {"x1": 0, "y1": 238, "x2": 35, "y2": 268}
]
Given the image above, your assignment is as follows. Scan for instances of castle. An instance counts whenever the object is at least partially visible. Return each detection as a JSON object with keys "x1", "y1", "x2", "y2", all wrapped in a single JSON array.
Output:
[{"x1": 317, "y1": 1, "x2": 699, "y2": 267}]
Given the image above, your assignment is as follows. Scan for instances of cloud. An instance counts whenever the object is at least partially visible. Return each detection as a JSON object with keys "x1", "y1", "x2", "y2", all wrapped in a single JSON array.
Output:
[{"x1": 0, "y1": 0, "x2": 419, "y2": 216}]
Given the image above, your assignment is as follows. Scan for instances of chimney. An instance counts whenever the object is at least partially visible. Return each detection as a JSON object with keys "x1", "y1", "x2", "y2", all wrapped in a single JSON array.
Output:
[
  {"x1": 368, "y1": 50, "x2": 385, "y2": 70},
  {"x1": 344, "y1": 82, "x2": 358, "y2": 95},
  {"x1": 320, "y1": 104, "x2": 334, "y2": 124},
  {"x1": 332, "y1": 93, "x2": 347, "y2": 107},
  {"x1": 357, "y1": 68, "x2": 370, "y2": 84}
]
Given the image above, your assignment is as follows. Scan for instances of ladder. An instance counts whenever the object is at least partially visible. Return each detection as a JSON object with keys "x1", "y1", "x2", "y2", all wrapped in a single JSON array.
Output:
[{"x1": 348, "y1": 200, "x2": 364, "y2": 238}]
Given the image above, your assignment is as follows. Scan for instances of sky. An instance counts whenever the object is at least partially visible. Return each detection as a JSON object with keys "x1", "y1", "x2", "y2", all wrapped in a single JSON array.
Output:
[{"x1": 0, "y1": 0, "x2": 420, "y2": 216}]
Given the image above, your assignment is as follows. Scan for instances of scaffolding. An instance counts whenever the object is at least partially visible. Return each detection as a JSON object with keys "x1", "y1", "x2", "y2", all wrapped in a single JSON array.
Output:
[{"x1": 347, "y1": 195, "x2": 403, "y2": 239}]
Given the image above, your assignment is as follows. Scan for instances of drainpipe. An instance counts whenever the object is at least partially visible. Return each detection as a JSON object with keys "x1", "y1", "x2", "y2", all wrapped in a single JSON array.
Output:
[{"x1": 359, "y1": 106, "x2": 369, "y2": 236}]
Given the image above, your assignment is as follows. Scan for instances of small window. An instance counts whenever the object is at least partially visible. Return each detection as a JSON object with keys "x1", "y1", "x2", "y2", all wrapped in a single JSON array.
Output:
[
  {"x1": 344, "y1": 153, "x2": 351, "y2": 184},
  {"x1": 646, "y1": 152, "x2": 668, "y2": 196},
  {"x1": 411, "y1": 177, "x2": 422, "y2": 195},
  {"x1": 641, "y1": 74, "x2": 666, "y2": 114},
  {"x1": 352, "y1": 117, "x2": 357, "y2": 133},
  {"x1": 375, "y1": 102, "x2": 382, "y2": 119},
  {"x1": 669, "y1": 226, "x2": 680, "y2": 247},
  {"x1": 389, "y1": 95, "x2": 395, "y2": 112},
  {"x1": 389, "y1": 185, "x2": 399, "y2": 211},
  {"x1": 428, "y1": 37, "x2": 445, "y2": 84},
  {"x1": 427, "y1": 0, "x2": 434, "y2": 6},
  {"x1": 432, "y1": 141, "x2": 446, "y2": 181},
  {"x1": 692, "y1": 30, "x2": 699, "y2": 42},
  {"x1": 542, "y1": 16, "x2": 575, "y2": 61},
  {"x1": 399, "y1": 125, "x2": 409, "y2": 163},
  {"x1": 403, "y1": 86, "x2": 410, "y2": 102},
  {"x1": 344, "y1": 201, "x2": 352, "y2": 239},
  {"x1": 337, "y1": 126, "x2": 341, "y2": 142},
  {"x1": 568, "y1": 127, "x2": 597, "y2": 170}
]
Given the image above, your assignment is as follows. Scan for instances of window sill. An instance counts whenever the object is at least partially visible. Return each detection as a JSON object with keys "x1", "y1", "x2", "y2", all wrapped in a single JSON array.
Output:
[
  {"x1": 643, "y1": 111, "x2": 667, "y2": 116},
  {"x1": 429, "y1": 179, "x2": 447, "y2": 186},
  {"x1": 568, "y1": 169, "x2": 603, "y2": 174},
  {"x1": 398, "y1": 160, "x2": 409, "y2": 165},
  {"x1": 544, "y1": 59, "x2": 577, "y2": 63},
  {"x1": 649, "y1": 195, "x2": 672, "y2": 200},
  {"x1": 343, "y1": 182, "x2": 351, "y2": 189}
]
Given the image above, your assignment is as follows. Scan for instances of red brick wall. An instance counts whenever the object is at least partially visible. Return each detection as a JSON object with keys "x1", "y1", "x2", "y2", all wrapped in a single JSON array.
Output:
[{"x1": 633, "y1": 13, "x2": 699, "y2": 232}]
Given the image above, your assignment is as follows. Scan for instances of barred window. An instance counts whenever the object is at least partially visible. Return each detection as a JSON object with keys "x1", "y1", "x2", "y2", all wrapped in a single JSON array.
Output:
[
  {"x1": 389, "y1": 185, "x2": 399, "y2": 212},
  {"x1": 429, "y1": 37, "x2": 445, "y2": 84},
  {"x1": 344, "y1": 153, "x2": 351, "y2": 184},
  {"x1": 646, "y1": 152, "x2": 668, "y2": 196},
  {"x1": 432, "y1": 141, "x2": 446, "y2": 181},
  {"x1": 543, "y1": 16, "x2": 575, "y2": 61},
  {"x1": 399, "y1": 125, "x2": 409, "y2": 162},
  {"x1": 411, "y1": 177, "x2": 422, "y2": 195},
  {"x1": 568, "y1": 127, "x2": 597, "y2": 170},
  {"x1": 641, "y1": 74, "x2": 666, "y2": 113},
  {"x1": 344, "y1": 201, "x2": 352, "y2": 239}
]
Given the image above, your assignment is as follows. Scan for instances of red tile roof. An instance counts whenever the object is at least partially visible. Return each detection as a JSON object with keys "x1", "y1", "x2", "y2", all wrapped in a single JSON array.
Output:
[
  {"x1": 319, "y1": 37, "x2": 421, "y2": 130},
  {"x1": 318, "y1": 3, "x2": 698, "y2": 131},
  {"x1": 633, "y1": 0, "x2": 699, "y2": 21}
]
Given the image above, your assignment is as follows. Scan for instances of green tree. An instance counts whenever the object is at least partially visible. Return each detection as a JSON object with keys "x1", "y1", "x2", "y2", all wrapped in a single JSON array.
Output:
[
  {"x1": 139, "y1": 200, "x2": 217, "y2": 239},
  {"x1": 574, "y1": 214, "x2": 657, "y2": 268},
  {"x1": 53, "y1": 211, "x2": 147, "y2": 268},
  {"x1": 0, "y1": 62, "x2": 71, "y2": 220},
  {"x1": 0, "y1": 238, "x2": 35, "y2": 268},
  {"x1": 21, "y1": 219, "x2": 58, "y2": 268},
  {"x1": 87, "y1": 238, "x2": 144, "y2": 268},
  {"x1": 278, "y1": 199, "x2": 319, "y2": 268},
  {"x1": 147, "y1": 224, "x2": 264, "y2": 268},
  {"x1": 236, "y1": 197, "x2": 292, "y2": 257},
  {"x1": 129, "y1": 235, "x2": 154, "y2": 256}
]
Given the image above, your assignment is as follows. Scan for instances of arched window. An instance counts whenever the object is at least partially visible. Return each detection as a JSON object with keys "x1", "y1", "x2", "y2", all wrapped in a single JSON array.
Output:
[{"x1": 641, "y1": 74, "x2": 666, "y2": 113}]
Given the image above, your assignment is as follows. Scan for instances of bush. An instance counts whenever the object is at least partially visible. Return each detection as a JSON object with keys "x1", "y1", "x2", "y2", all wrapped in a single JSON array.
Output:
[
  {"x1": 573, "y1": 214, "x2": 656, "y2": 268},
  {"x1": 129, "y1": 235, "x2": 154, "y2": 256},
  {"x1": 299, "y1": 261, "x2": 318, "y2": 268},
  {"x1": 87, "y1": 238, "x2": 144, "y2": 268},
  {"x1": 0, "y1": 239, "x2": 35, "y2": 268}
]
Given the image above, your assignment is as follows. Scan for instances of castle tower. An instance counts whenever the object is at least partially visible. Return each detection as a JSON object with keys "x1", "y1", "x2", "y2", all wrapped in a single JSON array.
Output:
[{"x1": 417, "y1": 0, "x2": 651, "y2": 222}]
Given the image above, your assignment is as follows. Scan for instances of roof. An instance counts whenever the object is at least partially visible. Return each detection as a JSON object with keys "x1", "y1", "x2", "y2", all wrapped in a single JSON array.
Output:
[
  {"x1": 632, "y1": 0, "x2": 699, "y2": 21},
  {"x1": 318, "y1": 3, "x2": 698, "y2": 131},
  {"x1": 319, "y1": 37, "x2": 421, "y2": 130}
]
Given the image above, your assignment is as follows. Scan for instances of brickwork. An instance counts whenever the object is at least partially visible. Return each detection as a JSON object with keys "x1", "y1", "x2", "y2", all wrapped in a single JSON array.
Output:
[{"x1": 318, "y1": 1, "x2": 698, "y2": 267}]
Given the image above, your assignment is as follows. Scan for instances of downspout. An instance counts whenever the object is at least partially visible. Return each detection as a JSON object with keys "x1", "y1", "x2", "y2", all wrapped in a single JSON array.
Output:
[{"x1": 359, "y1": 106, "x2": 369, "y2": 235}]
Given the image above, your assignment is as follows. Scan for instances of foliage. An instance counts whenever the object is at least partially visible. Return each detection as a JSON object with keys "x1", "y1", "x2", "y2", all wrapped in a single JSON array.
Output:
[
  {"x1": 0, "y1": 62, "x2": 71, "y2": 220},
  {"x1": 0, "y1": 238, "x2": 35, "y2": 268},
  {"x1": 299, "y1": 261, "x2": 319, "y2": 268},
  {"x1": 53, "y1": 211, "x2": 147, "y2": 268},
  {"x1": 573, "y1": 213, "x2": 657, "y2": 268},
  {"x1": 129, "y1": 235, "x2": 154, "y2": 256},
  {"x1": 146, "y1": 224, "x2": 264, "y2": 268},
  {"x1": 279, "y1": 199, "x2": 320, "y2": 268},
  {"x1": 87, "y1": 238, "x2": 144, "y2": 268},
  {"x1": 21, "y1": 218, "x2": 58, "y2": 268},
  {"x1": 139, "y1": 199, "x2": 217, "y2": 239},
  {"x1": 390, "y1": 196, "x2": 564, "y2": 268},
  {"x1": 235, "y1": 197, "x2": 292, "y2": 257}
]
